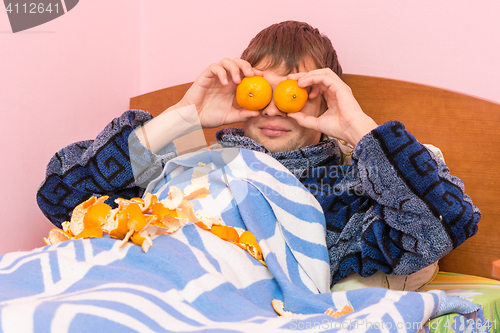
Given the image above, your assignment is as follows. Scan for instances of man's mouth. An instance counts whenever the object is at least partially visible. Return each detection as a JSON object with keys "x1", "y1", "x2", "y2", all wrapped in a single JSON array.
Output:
[{"x1": 259, "y1": 125, "x2": 291, "y2": 137}]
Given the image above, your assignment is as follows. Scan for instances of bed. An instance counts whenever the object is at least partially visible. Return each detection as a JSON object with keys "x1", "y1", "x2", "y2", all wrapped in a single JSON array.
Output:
[{"x1": 1, "y1": 75, "x2": 499, "y2": 332}]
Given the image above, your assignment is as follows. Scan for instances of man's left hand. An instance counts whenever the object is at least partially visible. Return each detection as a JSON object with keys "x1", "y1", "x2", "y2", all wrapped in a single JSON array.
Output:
[{"x1": 287, "y1": 69, "x2": 378, "y2": 146}]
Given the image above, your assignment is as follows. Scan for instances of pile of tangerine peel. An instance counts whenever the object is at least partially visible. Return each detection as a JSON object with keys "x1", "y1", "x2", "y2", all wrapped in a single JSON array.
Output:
[{"x1": 44, "y1": 173, "x2": 264, "y2": 265}]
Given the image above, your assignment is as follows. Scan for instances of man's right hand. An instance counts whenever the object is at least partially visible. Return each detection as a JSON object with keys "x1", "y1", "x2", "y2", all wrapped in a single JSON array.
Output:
[
  {"x1": 135, "y1": 58, "x2": 262, "y2": 153},
  {"x1": 174, "y1": 58, "x2": 262, "y2": 128}
]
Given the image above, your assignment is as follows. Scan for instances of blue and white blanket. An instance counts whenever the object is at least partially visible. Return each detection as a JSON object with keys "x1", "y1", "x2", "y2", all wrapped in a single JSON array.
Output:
[{"x1": 0, "y1": 148, "x2": 479, "y2": 332}]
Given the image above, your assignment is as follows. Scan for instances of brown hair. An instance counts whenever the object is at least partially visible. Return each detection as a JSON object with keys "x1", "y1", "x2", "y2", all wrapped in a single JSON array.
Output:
[{"x1": 241, "y1": 21, "x2": 342, "y2": 78}]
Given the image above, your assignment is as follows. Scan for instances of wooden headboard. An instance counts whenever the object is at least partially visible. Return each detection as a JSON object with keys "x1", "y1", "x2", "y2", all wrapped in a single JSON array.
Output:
[{"x1": 131, "y1": 74, "x2": 500, "y2": 279}]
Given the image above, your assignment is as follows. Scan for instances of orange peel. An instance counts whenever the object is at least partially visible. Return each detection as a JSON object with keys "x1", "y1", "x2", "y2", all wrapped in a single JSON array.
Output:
[
  {"x1": 44, "y1": 228, "x2": 72, "y2": 245},
  {"x1": 66, "y1": 195, "x2": 109, "y2": 236},
  {"x1": 211, "y1": 225, "x2": 240, "y2": 243},
  {"x1": 158, "y1": 214, "x2": 187, "y2": 233},
  {"x1": 105, "y1": 208, "x2": 130, "y2": 240},
  {"x1": 183, "y1": 173, "x2": 210, "y2": 200},
  {"x1": 131, "y1": 233, "x2": 146, "y2": 246},
  {"x1": 160, "y1": 186, "x2": 183, "y2": 210},
  {"x1": 183, "y1": 187, "x2": 210, "y2": 201},
  {"x1": 324, "y1": 305, "x2": 354, "y2": 318},
  {"x1": 126, "y1": 203, "x2": 148, "y2": 232},
  {"x1": 152, "y1": 202, "x2": 178, "y2": 220},
  {"x1": 83, "y1": 203, "x2": 111, "y2": 229},
  {"x1": 130, "y1": 231, "x2": 154, "y2": 253},
  {"x1": 195, "y1": 211, "x2": 225, "y2": 229},
  {"x1": 115, "y1": 197, "x2": 132, "y2": 209},
  {"x1": 119, "y1": 230, "x2": 135, "y2": 248},
  {"x1": 44, "y1": 185, "x2": 265, "y2": 265},
  {"x1": 272, "y1": 299, "x2": 297, "y2": 317},
  {"x1": 131, "y1": 193, "x2": 157, "y2": 213},
  {"x1": 75, "y1": 227, "x2": 103, "y2": 239},
  {"x1": 176, "y1": 200, "x2": 203, "y2": 227},
  {"x1": 238, "y1": 231, "x2": 263, "y2": 262},
  {"x1": 134, "y1": 234, "x2": 153, "y2": 253}
]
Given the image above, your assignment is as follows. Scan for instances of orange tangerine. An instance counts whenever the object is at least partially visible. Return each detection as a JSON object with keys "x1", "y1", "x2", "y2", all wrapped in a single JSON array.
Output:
[
  {"x1": 273, "y1": 79, "x2": 308, "y2": 113},
  {"x1": 236, "y1": 76, "x2": 273, "y2": 111},
  {"x1": 211, "y1": 225, "x2": 240, "y2": 243},
  {"x1": 83, "y1": 203, "x2": 111, "y2": 229}
]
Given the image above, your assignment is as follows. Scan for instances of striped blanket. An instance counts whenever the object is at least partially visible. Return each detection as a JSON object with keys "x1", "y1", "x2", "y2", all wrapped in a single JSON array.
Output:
[{"x1": 0, "y1": 148, "x2": 479, "y2": 332}]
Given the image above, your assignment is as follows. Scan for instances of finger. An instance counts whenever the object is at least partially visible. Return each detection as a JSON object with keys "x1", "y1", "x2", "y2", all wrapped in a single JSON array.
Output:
[
  {"x1": 238, "y1": 110, "x2": 260, "y2": 119},
  {"x1": 287, "y1": 72, "x2": 307, "y2": 81},
  {"x1": 299, "y1": 68, "x2": 339, "y2": 78},
  {"x1": 224, "y1": 109, "x2": 260, "y2": 124},
  {"x1": 286, "y1": 112, "x2": 320, "y2": 132},
  {"x1": 287, "y1": 72, "x2": 323, "y2": 100},
  {"x1": 297, "y1": 73, "x2": 337, "y2": 90},
  {"x1": 308, "y1": 85, "x2": 321, "y2": 99},
  {"x1": 297, "y1": 69, "x2": 346, "y2": 91},
  {"x1": 287, "y1": 69, "x2": 318, "y2": 83},
  {"x1": 232, "y1": 58, "x2": 255, "y2": 78},
  {"x1": 219, "y1": 58, "x2": 242, "y2": 84},
  {"x1": 207, "y1": 62, "x2": 230, "y2": 86},
  {"x1": 233, "y1": 58, "x2": 264, "y2": 77},
  {"x1": 252, "y1": 68, "x2": 264, "y2": 76}
]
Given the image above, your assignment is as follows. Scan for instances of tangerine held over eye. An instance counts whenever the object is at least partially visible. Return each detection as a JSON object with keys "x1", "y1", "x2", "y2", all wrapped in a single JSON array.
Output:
[
  {"x1": 273, "y1": 79, "x2": 308, "y2": 113},
  {"x1": 236, "y1": 76, "x2": 273, "y2": 111}
]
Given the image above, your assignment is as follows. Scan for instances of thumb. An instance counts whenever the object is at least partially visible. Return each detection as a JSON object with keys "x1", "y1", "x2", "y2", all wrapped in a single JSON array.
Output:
[
  {"x1": 225, "y1": 109, "x2": 260, "y2": 124},
  {"x1": 287, "y1": 113, "x2": 320, "y2": 132}
]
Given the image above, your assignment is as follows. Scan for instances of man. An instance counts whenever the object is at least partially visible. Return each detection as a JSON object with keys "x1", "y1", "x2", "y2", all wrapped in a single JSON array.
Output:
[{"x1": 37, "y1": 21, "x2": 480, "y2": 286}]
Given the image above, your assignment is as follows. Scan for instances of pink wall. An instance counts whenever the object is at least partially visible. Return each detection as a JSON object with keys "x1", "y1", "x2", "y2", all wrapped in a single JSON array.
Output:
[
  {"x1": 1, "y1": 0, "x2": 499, "y2": 254},
  {"x1": 0, "y1": 1, "x2": 141, "y2": 253}
]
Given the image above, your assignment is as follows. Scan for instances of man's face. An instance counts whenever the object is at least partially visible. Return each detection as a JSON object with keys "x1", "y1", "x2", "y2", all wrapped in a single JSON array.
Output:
[{"x1": 242, "y1": 59, "x2": 323, "y2": 153}]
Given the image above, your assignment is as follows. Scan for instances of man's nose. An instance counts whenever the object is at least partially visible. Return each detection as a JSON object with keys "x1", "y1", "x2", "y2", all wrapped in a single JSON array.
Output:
[{"x1": 261, "y1": 98, "x2": 287, "y2": 117}]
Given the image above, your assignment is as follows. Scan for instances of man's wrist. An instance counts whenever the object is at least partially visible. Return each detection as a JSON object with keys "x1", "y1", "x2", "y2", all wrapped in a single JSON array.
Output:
[
  {"x1": 344, "y1": 117, "x2": 378, "y2": 147},
  {"x1": 134, "y1": 104, "x2": 201, "y2": 153}
]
